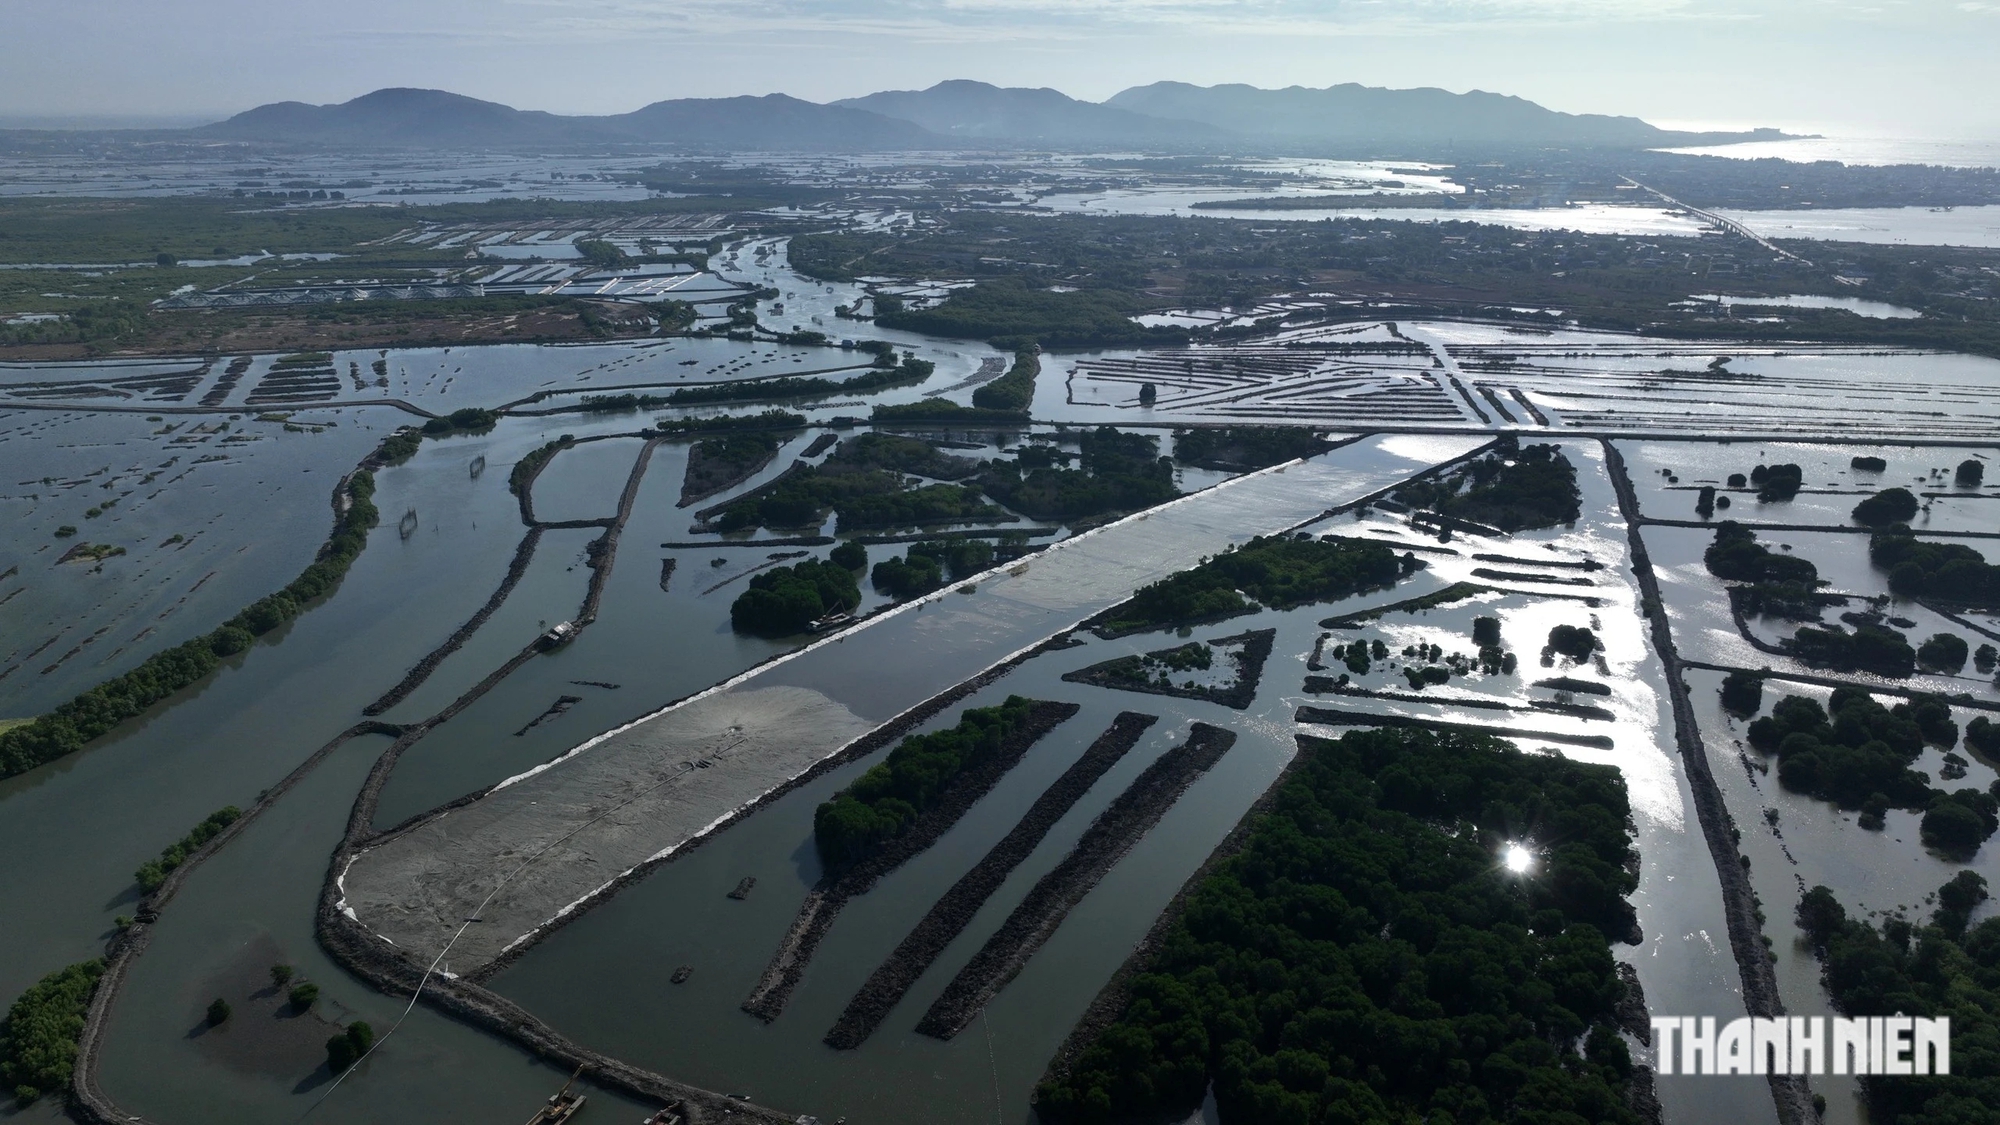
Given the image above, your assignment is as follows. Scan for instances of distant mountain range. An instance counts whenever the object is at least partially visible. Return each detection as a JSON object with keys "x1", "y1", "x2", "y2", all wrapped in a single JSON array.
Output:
[
  {"x1": 201, "y1": 88, "x2": 934, "y2": 150},
  {"x1": 194, "y1": 82, "x2": 1792, "y2": 152}
]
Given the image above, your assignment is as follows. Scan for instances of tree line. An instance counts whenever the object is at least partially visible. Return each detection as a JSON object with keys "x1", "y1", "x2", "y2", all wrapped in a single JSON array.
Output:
[{"x1": 1038, "y1": 727, "x2": 1644, "y2": 1125}]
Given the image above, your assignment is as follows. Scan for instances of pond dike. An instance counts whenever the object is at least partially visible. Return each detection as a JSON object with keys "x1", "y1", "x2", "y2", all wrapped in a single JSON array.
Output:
[
  {"x1": 330, "y1": 434, "x2": 1491, "y2": 981},
  {"x1": 824, "y1": 711, "x2": 1161, "y2": 1048},
  {"x1": 1603, "y1": 442, "x2": 1816, "y2": 1125},
  {"x1": 739, "y1": 699, "x2": 1081, "y2": 1022},
  {"x1": 914, "y1": 723, "x2": 1237, "y2": 1041}
]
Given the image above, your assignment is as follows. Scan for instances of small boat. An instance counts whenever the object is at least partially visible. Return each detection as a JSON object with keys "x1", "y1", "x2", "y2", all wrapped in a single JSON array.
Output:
[
  {"x1": 525, "y1": 1066, "x2": 587, "y2": 1125},
  {"x1": 398, "y1": 508, "x2": 419, "y2": 540},
  {"x1": 640, "y1": 1103, "x2": 685, "y2": 1125},
  {"x1": 470, "y1": 455, "x2": 486, "y2": 479},
  {"x1": 539, "y1": 621, "x2": 576, "y2": 649},
  {"x1": 669, "y1": 965, "x2": 693, "y2": 984}
]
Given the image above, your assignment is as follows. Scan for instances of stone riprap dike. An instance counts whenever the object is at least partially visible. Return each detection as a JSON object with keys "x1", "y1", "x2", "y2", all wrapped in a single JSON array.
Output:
[{"x1": 334, "y1": 434, "x2": 1490, "y2": 976}]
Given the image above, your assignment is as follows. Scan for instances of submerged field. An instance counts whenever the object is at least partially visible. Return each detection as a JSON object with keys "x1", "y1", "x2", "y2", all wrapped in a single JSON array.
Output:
[{"x1": 2, "y1": 225, "x2": 1996, "y2": 1125}]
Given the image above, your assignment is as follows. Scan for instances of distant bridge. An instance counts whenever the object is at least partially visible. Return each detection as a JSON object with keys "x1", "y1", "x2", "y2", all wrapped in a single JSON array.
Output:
[{"x1": 1622, "y1": 176, "x2": 1815, "y2": 267}]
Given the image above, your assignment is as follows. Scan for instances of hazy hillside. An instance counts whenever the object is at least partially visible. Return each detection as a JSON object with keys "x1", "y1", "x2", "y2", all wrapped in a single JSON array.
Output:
[
  {"x1": 203, "y1": 88, "x2": 942, "y2": 149},
  {"x1": 1106, "y1": 81, "x2": 1781, "y2": 148},
  {"x1": 834, "y1": 80, "x2": 1217, "y2": 144},
  {"x1": 197, "y1": 83, "x2": 1782, "y2": 152}
]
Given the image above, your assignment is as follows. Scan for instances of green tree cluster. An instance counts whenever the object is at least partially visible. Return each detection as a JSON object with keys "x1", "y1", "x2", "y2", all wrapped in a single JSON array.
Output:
[
  {"x1": 1394, "y1": 439, "x2": 1581, "y2": 531},
  {"x1": 508, "y1": 435, "x2": 574, "y2": 496},
  {"x1": 871, "y1": 539, "x2": 995, "y2": 599},
  {"x1": 1719, "y1": 671, "x2": 1764, "y2": 715},
  {"x1": 653, "y1": 410, "x2": 807, "y2": 435},
  {"x1": 573, "y1": 239, "x2": 629, "y2": 269},
  {"x1": 1853, "y1": 487, "x2": 1921, "y2": 526},
  {"x1": 1173, "y1": 427, "x2": 1336, "y2": 471},
  {"x1": 1749, "y1": 689, "x2": 1996, "y2": 850},
  {"x1": 814, "y1": 696, "x2": 1037, "y2": 869},
  {"x1": 876, "y1": 277, "x2": 1174, "y2": 348},
  {"x1": 1544, "y1": 625, "x2": 1599, "y2": 664},
  {"x1": 1703, "y1": 522, "x2": 1834, "y2": 620},
  {"x1": 420, "y1": 406, "x2": 497, "y2": 436},
  {"x1": 1968, "y1": 717, "x2": 2000, "y2": 759},
  {"x1": 324, "y1": 1021, "x2": 375, "y2": 1073},
  {"x1": 666, "y1": 355, "x2": 934, "y2": 406},
  {"x1": 657, "y1": 300, "x2": 697, "y2": 332},
  {"x1": 1795, "y1": 873, "x2": 1998, "y2": 1124},
  {"x1": 870, "y1": 398, "x2": 1031, "y2": 424},
  {"x1": 712, "y1": 435, "x2": 1001, "y2": 534},
  {"x1": 1918, "y1": 633, "x2": 1970, "y2": 674},
  {"x1": 0, "y1": 298, "x2": 151, "y2": 348},
  {"x1": 980, "y1": 426, "x2": 1179, "y2": 522},
  {"x1": 1788, "y1": 623, "x2": 1917, "y2": 678},
  {"x1": 970, "y1": 347, "x2": 1040, "y2": 411},
  {"x1": 374, "y1": 428, "x2": 424, "y2": 463},
  {"x1": 1749, "y1": 462, "x2": 1804, "y2": 501},
  {"x1": 823, "y1": 432, "x2": 979, "y2": 480},
  {"x1": 135, "y1": 806, "x2": 241, "y2": 892},
  {"x1": 0, "y1": 959, "x2": 104, "y2": 1105},
  {"x1": 1872, "y1": 528, "x2": 2000, "y2": 605},
  {"x1": 871, "y1": 552, "x2": 944, "y2": 599},
  {"x1": 1, "y1": 469, "x2": 380, "y2": 780},
  {"x1": 1105, "y1": 536, "x2": 1407, "y2": 634},
  {"x1": 729, "y1": 559, "x2": 861, "y2": 637},
  {"x1": 1037, "y1": 728, "x2": 1641, "y2": 1125}
]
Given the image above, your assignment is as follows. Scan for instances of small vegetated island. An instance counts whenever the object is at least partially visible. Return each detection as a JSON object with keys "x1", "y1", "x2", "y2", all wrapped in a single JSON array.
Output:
[
  {"x1": 1173, "y1": 426, "x2": 1337, "y2": 471},
  {"x1": 1065, "y1": 630, "x2": 1277, "y2": 710},
  {"x1": 679, "y1": 431, "x2": 782, "y2": 506},
  {"x1": 1744, "y1": 683, "x2": 1998, "y2": 854},
  {"x1": 814, "y1": 695, "x2": 1049, "y2": 870},
  {"x1": 1097, "y1": 535, "x2": 1417, "y2": 636},
  {"x1": 979, "y1": 427, "x2": 1180, "y2": 523},
  {"x1": 665, "y1": 349, "x2": 935, "y2": 407},
  {"x1": 969, "y1": 346, "x2": 1040, "y2": 412},
  {"x1": 709, "y1": 432, "x2": 1001, "y2": 533},
  {"x1": 871, "y1": 538, "x2": 995, "y2": 599},
  {"x1": 1795, "y1": 871, "x2": 1996, "y2": 1125},
  {"x1": 1872, "y1": 525, "x2": 2000, "y2": 606},
  {"x1": 1851, "y1": 486, "x2": 1920, "y2": 527},
  {"x1": 1037, "y1": 727, "x2": 1644, "y2": 1125},
  {"x1": 1704, "y1": 522, "x2": 1933, "y2": 677},
  {"x1": 1704, "y1": 521, "x2": 1841, "y2": 622},
  {"x1": 0, "y1": 958, "x2": 105, "y2": 1105},
  {"x1": 1392, "y1": 437, "x2": 1582, "y2": 532},
  {"x1": 873, "y1": 277, "x2": 1179, "y2": 349},
  {"x1": 728, "y1": 558, "x2": 861, "y2": 637}
]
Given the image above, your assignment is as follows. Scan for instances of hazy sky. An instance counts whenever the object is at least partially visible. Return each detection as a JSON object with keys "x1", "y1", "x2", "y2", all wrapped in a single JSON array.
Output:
[{"x1": 4, "y1": 0, "x2": 1995, "y2": 136}]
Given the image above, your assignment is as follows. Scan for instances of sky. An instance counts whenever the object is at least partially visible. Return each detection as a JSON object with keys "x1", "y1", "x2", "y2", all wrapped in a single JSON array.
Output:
[{"x1": 2, "y1": 0, "x2": 1996, "y2": 138}]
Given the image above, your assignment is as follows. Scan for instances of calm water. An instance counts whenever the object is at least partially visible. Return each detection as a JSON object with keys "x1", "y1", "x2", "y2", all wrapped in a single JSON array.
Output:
[{"x1": 3, "y1": 232, "x2": 1977, "y2": 1125}]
